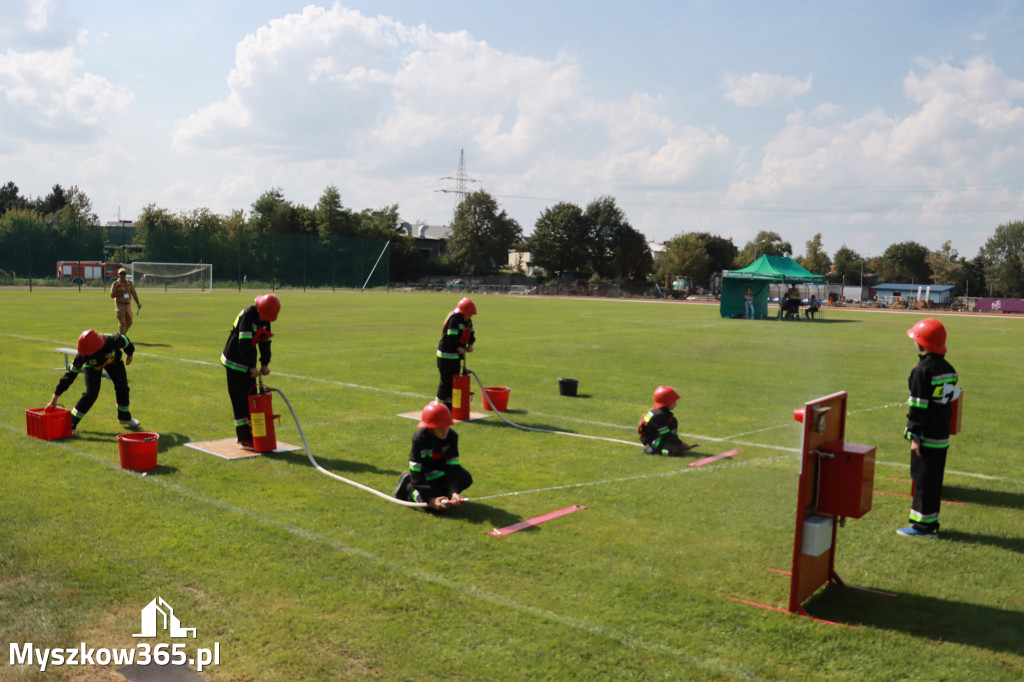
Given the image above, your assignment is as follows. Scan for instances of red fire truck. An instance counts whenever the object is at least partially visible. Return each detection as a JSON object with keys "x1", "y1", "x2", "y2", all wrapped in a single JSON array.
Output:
[{"x1": 56, "y1": 261, "x2": 124, "y2": 283}]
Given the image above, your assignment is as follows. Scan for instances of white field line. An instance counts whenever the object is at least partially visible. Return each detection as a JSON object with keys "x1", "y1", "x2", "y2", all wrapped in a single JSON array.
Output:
[{"x1": 1, "y1": 421, "x2": 756, "y2": 680}]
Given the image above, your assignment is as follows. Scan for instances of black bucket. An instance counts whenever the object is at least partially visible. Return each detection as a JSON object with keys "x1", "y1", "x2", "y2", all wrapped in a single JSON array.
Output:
[{"x1": 558, "y1": 378, "x2": 579, "y2": 397}]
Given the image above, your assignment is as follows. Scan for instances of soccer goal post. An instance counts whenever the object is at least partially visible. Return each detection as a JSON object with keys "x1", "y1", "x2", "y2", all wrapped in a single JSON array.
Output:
[{"x1": 131, "y1": 262, "x2": 213, "y2": 292}]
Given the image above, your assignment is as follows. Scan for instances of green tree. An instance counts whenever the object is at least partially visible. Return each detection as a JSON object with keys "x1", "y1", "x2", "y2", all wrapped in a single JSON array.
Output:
[
  {"x1": 926, "y1": 240, "x2": 967, "y2": 292},
  {"x1": 530, "y1": 202, "x2": 591, "y2": 277},
  {"x1": 655, "y1": 233, "x2": 712, "y2": 285},
  {"x1": 0, "y1": 181, "x2": 26, "y2": 215},
  {"x1": 830, "y1": 245, "x2": 864, "y2": 285},
  {"x1": 36, "y1": 184, "x2": 67, "y2": 215},
  {"x1": 136, "y1": 205, "x2": 184, "y2": 263},
  {"x1": 875, "y1": 241, "x2": 932, "y2": 283},
  {"x1": 735, "y1": 230, "x2": 792, "y2": 267},
  {"x1": 315, "y1": 185, "x2": 356, "y2": 237},
  {"x1": 446, "y1": 191, "x2": 522, "y2": 274},
  {"x1": 354, "y1": 204, "x2": 402, "y2": 239},
  {"x1": 249, "y1": 188, "x2": 297, "y2": 234},
  {"x1": 798, "y1": 233, "x2": 831, "y2": 276},
  {"x1": 691, "y1": 233, "x2": 738, "y2": 279},
  {"x1": 581, "y1": 196, "x2": 651, "y2": 281},
  {"x1": 607, "y1": 223, "x2": 653, "y2": 281},
  {"x1": 979, "y1": 220, "x2": 1024, "y2": 297}
]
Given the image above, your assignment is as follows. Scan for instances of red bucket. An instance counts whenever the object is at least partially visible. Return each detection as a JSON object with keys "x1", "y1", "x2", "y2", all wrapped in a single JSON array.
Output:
[
  {"x1": 117, "y1": 432, "x2": 159, "y2": 471},
  {"x1": 26, "y1": 407, "x2": 72, "y2": 440},
  {"x1": 482, "y1": 387, "x2": 510, "y2": 412}
]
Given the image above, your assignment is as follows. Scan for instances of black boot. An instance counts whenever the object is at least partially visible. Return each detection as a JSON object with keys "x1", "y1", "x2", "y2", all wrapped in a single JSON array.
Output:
[{"x1": 394, "y1": 471, "x2": 411, "y2": 501}]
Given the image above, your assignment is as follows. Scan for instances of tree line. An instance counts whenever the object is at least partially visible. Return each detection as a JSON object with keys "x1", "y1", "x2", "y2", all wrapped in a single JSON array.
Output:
[{"x1": 3, "y1": 179, "x2": 1022, "y2": 297}]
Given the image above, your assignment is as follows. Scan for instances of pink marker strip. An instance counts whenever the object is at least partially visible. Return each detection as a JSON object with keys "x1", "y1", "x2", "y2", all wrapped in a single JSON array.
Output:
[{"x1": 488, "y1": 504, "x2": 587, "y2": 537}]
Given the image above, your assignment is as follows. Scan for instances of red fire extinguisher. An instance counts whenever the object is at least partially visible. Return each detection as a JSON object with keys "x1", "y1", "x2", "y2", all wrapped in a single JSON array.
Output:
[
  {"x1": 248, "y1": 379, "x2": 280, "y2": 453},
  {"x1": 450, "y1": 361, "x2": 472, "y2": 421}
]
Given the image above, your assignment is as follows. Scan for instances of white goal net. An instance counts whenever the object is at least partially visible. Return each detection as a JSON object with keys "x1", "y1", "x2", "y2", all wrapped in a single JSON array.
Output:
[{"x1": 131, "y1": 262, "x2": 213, "y2": 292}]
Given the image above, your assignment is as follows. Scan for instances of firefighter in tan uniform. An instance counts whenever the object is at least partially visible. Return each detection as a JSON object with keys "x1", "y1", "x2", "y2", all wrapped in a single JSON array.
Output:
[{"x1": 110, "y1": 268, "x2": 141, "y2": 334}]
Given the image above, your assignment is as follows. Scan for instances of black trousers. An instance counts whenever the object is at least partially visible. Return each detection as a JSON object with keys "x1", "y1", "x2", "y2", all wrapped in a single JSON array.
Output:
[
  {"x1": 645, "y1": 432, "x2": 689, "y2": 456},
  {"x1": 404, "y1": 467, "x2": 474, "y2": 504},
  {"x1": 72, "y1": 362, "x2": 131, "y2": 425},
  {"x1": 909, "y1": 446, "x2": 948, "y2": 532},
  {"x1": 436, "y1": 357, "x2": 462, "y2": 409},
  {"x1": 226, "y1": 368, "x2": 256, "y2": 441}
]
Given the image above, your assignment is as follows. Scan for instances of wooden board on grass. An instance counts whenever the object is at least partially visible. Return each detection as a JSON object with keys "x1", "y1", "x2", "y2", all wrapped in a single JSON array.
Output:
[{"x1": 185, "y1": 437, "x2": 300, "y2": 460}]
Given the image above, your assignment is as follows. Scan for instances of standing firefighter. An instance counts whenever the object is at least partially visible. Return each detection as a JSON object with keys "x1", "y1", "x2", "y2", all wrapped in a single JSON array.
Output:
[
  {"x1": 46, "y1": 330, "x2": 140, "y2": 434},
  {"x1": 110, "y1": 268, "x2": 141, "y2": 334},
  {"x1": 394, "y1": 402, "x2": 472, "y2": 511},
  {"x1": 638, "y1": 386, "x2": 695, "y2": 456},
  {"x1": 899, "y1": 317, "x2": 959, "y2": 537},
  {"x1": 221, "y1": 294, "x2": 280, "y2": 450},
  {"x1": 435, "y1": 297, "x2": 476, "y2": 411}
]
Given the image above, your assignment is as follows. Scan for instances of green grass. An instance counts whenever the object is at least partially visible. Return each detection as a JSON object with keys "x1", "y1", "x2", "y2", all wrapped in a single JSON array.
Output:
[{"x1": 2, "y1": 288, "x2": 1023, "y2": 681}]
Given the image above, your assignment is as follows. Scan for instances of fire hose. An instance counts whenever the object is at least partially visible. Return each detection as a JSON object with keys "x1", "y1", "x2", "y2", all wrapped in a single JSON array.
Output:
[{"x1": 268, "y1": 386, "x2": 428, "y2": 508}]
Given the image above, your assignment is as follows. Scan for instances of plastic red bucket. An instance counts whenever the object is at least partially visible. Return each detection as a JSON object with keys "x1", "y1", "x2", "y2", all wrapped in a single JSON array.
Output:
[
  {"x1": 117, "y1": 432, "x2": 159, "y2": 471},
  {"x1": 26, "y1": 407, "x2": 72, "y2": 440},
  {"x1": 482, "y1": 387, "x2": 510, "y2": 412}
]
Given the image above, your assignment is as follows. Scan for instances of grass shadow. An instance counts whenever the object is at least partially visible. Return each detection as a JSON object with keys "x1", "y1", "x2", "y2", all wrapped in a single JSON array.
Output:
[
  {"x1": 263, "y1": 448, "x2": 400, "y2": 476},
  {"x1": 941, "y1": 486, "x2": 1024, "y2": 510},
  {"x1": 806, "y1": 584, "x2": 1024, "y2": 656},
  {"x1": 471, "y1": 418, "x2": 580, "y2": 434},
  {"x1": 138, "y1": 463, "x2": 180, "y2": 477},
  {"x1": 435, "y1": 500, "x2": 521, "y2": 528},
  {"x1": 939, "y1": 529, "x2": 1024, "y2": 554},
  {"x1": 155, "y1": 431, "x2": 191, "y2": 452}
]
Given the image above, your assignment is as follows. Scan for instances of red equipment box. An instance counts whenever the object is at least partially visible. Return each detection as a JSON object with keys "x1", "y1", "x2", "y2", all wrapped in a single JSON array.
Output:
[
  {"x1": 815, "y1": 442, "x2": 876, "y2": 519},
  {"x1": 26, "y1": 407, "x2": 73, "y2": 440}
]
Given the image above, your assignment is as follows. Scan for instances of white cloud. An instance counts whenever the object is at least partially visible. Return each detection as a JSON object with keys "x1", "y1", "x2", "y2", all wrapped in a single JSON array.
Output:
[
  {"x1": 0, "y1": 0, "x2": 79, "y2": 48},
  {"x1": 166, "y1": 2, "x2": 744, "y2": 223},
  {"x1": 721, "y1": 71, "x2": 813, "y2": 108},
  {"x1": 723, "y1": 57, "x2": 1024, "y2": 253},
  {"x1": 0, "y1": 45, "x2": 133, "y2": 143}
]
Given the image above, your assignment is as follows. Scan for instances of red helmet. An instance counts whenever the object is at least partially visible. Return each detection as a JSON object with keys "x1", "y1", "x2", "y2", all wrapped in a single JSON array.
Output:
[
  {"x1": 418, "y1": 401, "x2": 454, "y2": 429},
  {"x1": 77, "y1": 329, "x2": 104, "y2": 356},
  {"x1": 907, "y1": 317, "x2": 947, "y2": 354},
  {"x1": 455, "y1": 297, "x2": 477, "y2": 316},
  {"x1": 255, "y1": 294, "x2": 281, "y2": 322},
  {"x1": 653, "y1": 385, "x2": 681, "y2": 409}
]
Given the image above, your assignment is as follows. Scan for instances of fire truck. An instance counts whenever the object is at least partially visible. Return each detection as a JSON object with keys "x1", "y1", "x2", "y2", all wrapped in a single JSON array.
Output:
[{"x1": 56, "y1": 261, "x2": 124, "y2": 283}]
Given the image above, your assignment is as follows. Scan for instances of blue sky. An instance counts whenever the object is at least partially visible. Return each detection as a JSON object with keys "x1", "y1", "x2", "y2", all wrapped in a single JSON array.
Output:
[{"x1": 2, "y1": 0, "x2": 1023, "y2": 260}]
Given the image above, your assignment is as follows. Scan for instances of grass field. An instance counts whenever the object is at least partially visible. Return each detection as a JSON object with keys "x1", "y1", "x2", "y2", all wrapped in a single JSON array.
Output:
[{"x1": 2, "y1": 288, "x2": 1023, "y2": 681}]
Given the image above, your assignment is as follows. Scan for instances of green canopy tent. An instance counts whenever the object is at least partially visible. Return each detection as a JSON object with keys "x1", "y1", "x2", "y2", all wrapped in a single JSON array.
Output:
[{"x1": 720, "y1": 255, "x2": 826, "y2": 319}]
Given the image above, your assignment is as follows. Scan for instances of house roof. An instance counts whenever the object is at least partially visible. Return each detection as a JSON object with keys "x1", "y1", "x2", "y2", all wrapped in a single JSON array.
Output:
[
  {"x1": 399, "y1": 221, "x2": 449, "y2": 240},
  {"x1": 874, "y1": 283, "x2": 955, "y2": 292}
]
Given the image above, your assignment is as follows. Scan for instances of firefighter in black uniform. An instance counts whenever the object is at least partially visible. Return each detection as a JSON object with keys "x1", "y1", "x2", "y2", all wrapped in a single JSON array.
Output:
[
  {"x1": 394, "y1": 402, "x2": 472, "y2": 511},
  {"x1": 638, "y1": 385, "x2": 695, "y2": 456},
  {"x1": 46, "y1": 329, "x2": 139, "y2": 434},
  {"x1": 899, "y1": 317, "x2": 959, "y2": 537},
  {"x1": 435, "y1": 297, "x2": 476, "y2": 411},
  {"x1": 221, "y1": 294, "x2": 280, "y2": 449}
]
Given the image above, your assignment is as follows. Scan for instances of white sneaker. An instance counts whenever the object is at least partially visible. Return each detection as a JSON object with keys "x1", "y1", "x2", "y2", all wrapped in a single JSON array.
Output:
[{"x1": 119, "y1": 418, "x2": 141, "y2": 429}]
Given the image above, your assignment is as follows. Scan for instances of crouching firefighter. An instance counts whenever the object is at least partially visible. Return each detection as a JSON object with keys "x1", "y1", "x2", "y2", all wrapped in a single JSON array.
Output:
[
  {"x1": 638, "y1": 385, "x2": 694, "y2": 456},
  {"x1": 394, "y1": 402, "x2": 472, "y2": 511}
]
